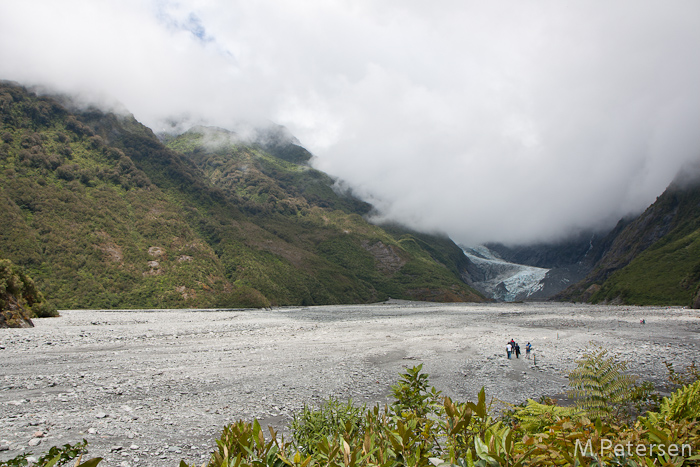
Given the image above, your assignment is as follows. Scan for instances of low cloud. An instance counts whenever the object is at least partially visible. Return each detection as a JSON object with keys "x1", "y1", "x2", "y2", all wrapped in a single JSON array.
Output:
[{"x1": 2, "y1": 1, "x2": 699, "y2": 245}]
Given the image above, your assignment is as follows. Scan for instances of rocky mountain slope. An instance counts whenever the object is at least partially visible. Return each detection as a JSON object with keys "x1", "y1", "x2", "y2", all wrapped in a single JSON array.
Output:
[
  {"x1": 473, "y1": 168, "x2": 700, "y2": 307},
  {"x1": 557, "y1": 173, "x2": 700, "y2": 306},
  {"x1": 0, "y1": 81, "x2": 484, "y2": 309},
  {"x1": 462, "y1": 171, "x2": 700, "y2": 308}
]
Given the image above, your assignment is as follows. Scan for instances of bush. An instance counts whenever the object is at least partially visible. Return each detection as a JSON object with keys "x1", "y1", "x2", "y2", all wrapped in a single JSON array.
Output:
[
  {"x1": 659, "y1": 379, "x2": 700, "y2": 421},
  {"x1": 184, "y1": 360, "x2": 700, "y2": 467},
  {"x1": 214, "y1": 285, "x2": 271, "y2": 309},
  {"x1": 567, "y1": 346, "x2": 636, "y2": 421},
  {"x1": 510, "y1": 399, "x2": 582, "y2": 433},
  {"x1": 0, "y1": 258, "x2": 57, "y2": 326},
  {"x1": 31, "y1": 300, "x2": 59, "y2": 318},
  {"x1": 665, "y1": 360, "x2": 700, "y2": 387},
  {"x1": 0, "y1": 439, "x2": 101, "y2": 467},
  {"x1": 189, "y1": 366, "x2": 493, "y2": 467},
  {"x1": 56, "y1": 164, "x2": 79, "y2": 181},
  {"x1": 390, "y1": 363, "x2": 442, "y2": 418},
  {"x1": 291, "y1": 397, "x2": 365, "y2": 454}
]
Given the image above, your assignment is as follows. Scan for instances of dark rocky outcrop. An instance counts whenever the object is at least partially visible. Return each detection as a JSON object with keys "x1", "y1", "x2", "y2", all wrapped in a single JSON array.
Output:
[
  {"x1": 0, "y1": 257, "x2": 51, "y2": 328},
  {"x1": 0, "y1": 301, "x2": 34, "y2": 328}
]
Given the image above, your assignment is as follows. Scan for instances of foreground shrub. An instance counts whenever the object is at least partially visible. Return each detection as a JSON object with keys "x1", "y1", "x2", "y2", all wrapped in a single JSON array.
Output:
[
  {"x1": 567, "y1": 346, "x2": 636, "y2": 421},
  {"x1": 291, "y1": 397, "x2": 365, "y2": 454},
  {"x1": 665, "y1": 361, "x2": 700, "y2": 388},
  {"x1": 441, "y1": 388, "x2": 493, "y2": 463},
  {"x1": 509, "y1": 399, "x2": 582, "y2": 434},
  {"x1": 205, "y1": 420, "x2": 286, "y2": 467},
  {"x1": 659, "y1": 379, "x2": 700, "y2": 422},
  {"x1": 390, "y1": 363, "x2": 442, "y2": 418},
  {"x1": 0, "y1": 440, "x2": 101, "y2": 467},
  {"x1": 184, "y1": 363, "x2": 700, "y2": 467}
]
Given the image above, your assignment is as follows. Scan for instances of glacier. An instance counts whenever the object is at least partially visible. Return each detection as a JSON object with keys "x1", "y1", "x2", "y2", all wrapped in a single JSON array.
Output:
[{"x1": 461, "y1": 245, "x2": 549, "y2": 302}]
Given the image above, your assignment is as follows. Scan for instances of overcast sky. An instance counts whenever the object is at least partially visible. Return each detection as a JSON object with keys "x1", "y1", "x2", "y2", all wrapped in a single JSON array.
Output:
[{"x1": 2, "y1": 1, "x2": 700, "y2": 245}]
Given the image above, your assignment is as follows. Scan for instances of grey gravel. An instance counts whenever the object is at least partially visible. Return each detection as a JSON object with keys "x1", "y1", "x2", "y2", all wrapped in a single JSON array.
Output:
[{"x1": 1, "y1": 301, "x2": 699, "y2": 466}]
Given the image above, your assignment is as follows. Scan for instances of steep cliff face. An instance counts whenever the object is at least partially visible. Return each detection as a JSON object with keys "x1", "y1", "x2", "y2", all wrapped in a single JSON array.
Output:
[
  {"x1": 486, "y1": 231, "x2": 603, "y2": 269},
  {"x1": 557, "y1": 175, "x2": 700, "y2": 306}
]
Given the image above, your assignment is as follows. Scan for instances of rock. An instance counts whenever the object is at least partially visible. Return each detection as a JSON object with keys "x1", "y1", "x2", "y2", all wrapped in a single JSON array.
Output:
[
  {"x1": 32, "y1": 431, "x2": 44, "y2": 438},
  {"x1": 96, "y1": 411, "x2": 108, "y2": 419},
  {"x1": 28, "y1": 438, "x2": 41, "y2": 447},
  {"x1": 693, "y1": 289, "x2": 700, "y2": 309},
  {"x1": 0, "y1": 306, "x2": 34, "y2": 328},
  {"x1": 148, "y1": 246, "x2": 165, "y2": 257}
]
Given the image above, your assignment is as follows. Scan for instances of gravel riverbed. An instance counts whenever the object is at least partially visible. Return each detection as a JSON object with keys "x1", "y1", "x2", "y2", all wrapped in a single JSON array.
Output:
[{"x1": 1, "y1": 301, "x2": 699, "y2": 466}]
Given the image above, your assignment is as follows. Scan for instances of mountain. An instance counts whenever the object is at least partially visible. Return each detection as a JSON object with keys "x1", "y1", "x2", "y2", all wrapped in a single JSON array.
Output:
[
  {"x1": 0, "y1": 81, "x2": 484, "y2": 309},
  {"x1": 557, "y1": 174, "x2": 700, "y2": 307},
  {"x1": 468, "y1": 170, "x2": 700, "y2": 307}
]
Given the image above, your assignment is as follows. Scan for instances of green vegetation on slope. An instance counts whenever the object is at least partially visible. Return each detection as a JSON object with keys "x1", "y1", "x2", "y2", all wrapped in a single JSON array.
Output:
[
  {"x1": 591, "y1": 227, "x2": 700, "y2": 305},
  {"x1": 164, "y1": 127, "x2": 484, "y2": 305},
  {"x1": 0, "y1": 82, "x2": 482, "y2": 308},
  {"x1": 560, "y1": 179, "x2": 700, "y2": 307},
  {"x1": 0, "y1": 83, "x2": 233, "y2": 308},
  {"x1": 0, "y1": 256, "x2": 56, "y2": 327}
]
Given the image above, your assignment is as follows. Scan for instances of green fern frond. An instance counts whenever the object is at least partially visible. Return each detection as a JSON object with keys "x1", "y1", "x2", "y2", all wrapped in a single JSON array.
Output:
[
  {"x1": 567, "y1": 346, "x2": 636, "y2": 420},
  {"x1": 659, "y1": 379, "x2": 700, "y2": 421},
  {"x1": 512, "y1": 399, "x2": 583, "y2": 433}
]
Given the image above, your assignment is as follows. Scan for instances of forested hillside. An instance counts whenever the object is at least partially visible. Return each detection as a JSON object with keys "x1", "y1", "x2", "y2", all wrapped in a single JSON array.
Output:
[
  {"x1": 0, "y1": 81, "x2": 483, "y2": 309},
  {"x1": 558, "y1": 175, "x2": 700, "y2": 307}
]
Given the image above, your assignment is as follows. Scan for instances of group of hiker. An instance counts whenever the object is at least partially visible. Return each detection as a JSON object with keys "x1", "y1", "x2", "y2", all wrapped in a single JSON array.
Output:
[{"x1": 506, "y1": 339, "x2": 531, "y2": 359}]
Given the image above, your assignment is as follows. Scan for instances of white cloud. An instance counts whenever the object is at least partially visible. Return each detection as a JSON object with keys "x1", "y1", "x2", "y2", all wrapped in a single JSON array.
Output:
[{"x1": 2, "y1": 0, "x2": 699, "y2": 245}]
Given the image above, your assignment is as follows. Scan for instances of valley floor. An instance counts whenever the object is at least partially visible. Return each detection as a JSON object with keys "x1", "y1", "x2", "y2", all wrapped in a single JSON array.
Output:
[{"x1": 1, "y1": 302, "x2": 699, "y2": 466}]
